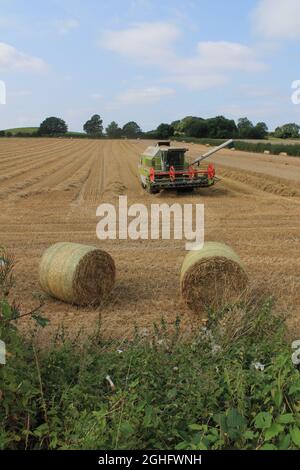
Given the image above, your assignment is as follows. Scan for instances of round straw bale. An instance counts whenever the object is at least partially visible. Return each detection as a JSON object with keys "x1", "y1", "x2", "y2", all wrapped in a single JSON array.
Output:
[
  {"x1": 39, "y1": 242, "x2": 115, "y2": 305},
  {"x1": 180, "y1": 242, "x2": 248, "y2": 314}
]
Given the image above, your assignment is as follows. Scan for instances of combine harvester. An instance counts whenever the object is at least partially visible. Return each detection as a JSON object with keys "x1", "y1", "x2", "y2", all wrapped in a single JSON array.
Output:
[{"x1": 139, "y1": 139, "x2": 233, "y2": 193}]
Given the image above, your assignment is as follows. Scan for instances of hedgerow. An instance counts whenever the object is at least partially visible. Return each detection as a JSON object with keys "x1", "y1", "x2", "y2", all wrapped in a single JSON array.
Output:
[{"x1": 1, "y1": 247, "x2": 300, "y2": 450}]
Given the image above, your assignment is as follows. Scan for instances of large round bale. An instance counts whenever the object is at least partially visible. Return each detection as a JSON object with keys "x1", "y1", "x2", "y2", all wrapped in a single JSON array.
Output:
[
  {"x1": 39, "y1": 242, "x2": 115, "y2": 306},
  {"x1": 180, "y1": 242, "x2": 248, "y2": 314}
]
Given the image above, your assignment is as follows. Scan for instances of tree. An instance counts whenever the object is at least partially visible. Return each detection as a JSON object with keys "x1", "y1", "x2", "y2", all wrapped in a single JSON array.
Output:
[
  {"x1": 237, "y1": 117, "x2": 254, "y2": 139},
  {"x1": 83, "y1": 114, "x2": 103, "y2": 137},
  {"x1": 274, "y1": 123, "x2": 300, "y2": 139},
  {"x1": 105, "y1": 121, "x2": 122, "y2": 138},
  {"x1": 206, "y1": 116, "x2": 237, "y2": 139},
  {"x1": 170, "y1": 120, "x2": 181, "y2": 135},
  {"x1": 39, "y1": 117, "x2": 68, "y2": 136},
  {"x1": 184, "y1": 118, "x2": 208, "y2": 138},
  {"x1": 252, "y1": 122, "x2": 268, "y2": 139},
  {"x1": 122, "y1": 121, "x2": 141, "y2": 138},
  {"x1": 156, "y1": 123, "x2": 174, "y2": 139},
  {"x1": 237, "y1": 118, "x2": 268, "y2": 139},
  {"x1": 176, "y1": 116, "x2": 199, "y2": 135}
]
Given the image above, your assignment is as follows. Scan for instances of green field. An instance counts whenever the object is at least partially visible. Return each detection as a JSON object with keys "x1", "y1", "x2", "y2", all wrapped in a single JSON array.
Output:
[
  {"x1": 3, "y1": 127, "x2": 38, "y2": 134},
  {"x1": 2, "y1": 127, "x2": 86, "y2": 137}
]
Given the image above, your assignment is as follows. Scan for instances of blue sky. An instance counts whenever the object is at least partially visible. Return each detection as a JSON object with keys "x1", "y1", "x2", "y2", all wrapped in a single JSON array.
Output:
[{"x1": 1, "y1": 0, "x2": 300, "y2": 132}]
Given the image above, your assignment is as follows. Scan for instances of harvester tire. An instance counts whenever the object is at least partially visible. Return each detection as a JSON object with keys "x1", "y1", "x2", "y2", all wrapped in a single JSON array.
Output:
[{"x1": 147, "y1": 184, "x2": 159, "y2": 194}]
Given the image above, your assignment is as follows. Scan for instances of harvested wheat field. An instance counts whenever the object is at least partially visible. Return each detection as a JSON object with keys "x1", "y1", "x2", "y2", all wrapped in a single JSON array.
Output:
[{"x1": 0, "y1": 137, "x2": 300, "y2": 343}]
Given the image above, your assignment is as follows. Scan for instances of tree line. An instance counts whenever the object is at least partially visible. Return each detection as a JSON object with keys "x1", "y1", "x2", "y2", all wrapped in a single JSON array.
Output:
[{"x1": 1, "y1": 114, "x2": 300, "y2": 140}]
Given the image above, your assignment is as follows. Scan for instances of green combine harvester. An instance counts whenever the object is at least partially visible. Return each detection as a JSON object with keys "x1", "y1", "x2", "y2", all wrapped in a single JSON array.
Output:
[{"x1": 138, "y1": 139, "x2": 233, "y2": 193}]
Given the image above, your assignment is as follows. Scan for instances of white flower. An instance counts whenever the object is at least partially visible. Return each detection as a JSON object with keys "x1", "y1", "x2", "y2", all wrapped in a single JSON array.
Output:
[
  {"x1": 251, "y1": 361, "x2": 265, "y2": 371},
  {"x1": 211, "y1": 344, "x2": 222, "y2": 355}
]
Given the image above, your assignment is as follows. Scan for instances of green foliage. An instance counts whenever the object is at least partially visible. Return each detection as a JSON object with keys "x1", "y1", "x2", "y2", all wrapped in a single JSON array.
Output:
[
  {"x1": 106, "y1": 121, "x2": 122, "y2": 138},
  {"x1": 155, "y1": 123, "x2": 174, "y2": 139},
  {"x1": 206, "y1": 115, "x2": 238, "y2": 139},
  {"x1": 274, "y1": 123, "x2": 300, "y2": 139},
  {"x1": 234, "y1": 141, "x2": 300, "y2": 156},
  {"x1": 255, "y1": 122, "x2": 269, "y2": 139},
  {"x1": 237, "y1": 118, "x2": 268, "y2": 139},
  {"x1": 172, "y1": 115, "x2": 238, "y2": 139},
  {"x1": 150, "y1": 115, "x2": 267, "y2": 140},
  {"x1": 83, "y1": 114, "x2": 103, "y2": 137},
  {"x1": 175, "y1": 116, "x2": 200, "y2": 135},
  {"x1": 185, "y1": 119, "x2": 208, "y2": 138},
  {"x1": 0, "y1": 248, "x2": 49, "y2": 449},
  {"x1": 0, "y1": 128, "x2": 89, "y2": 139},
  {"x1": 122, "y1": 121, "x2": 142, "y2": 138},
  {"x1": 39, "y1": 117, "x2": 68, "y2": 136},
  {"x1": 2, "y1": 127, "x2": 38, "y2": 136}
]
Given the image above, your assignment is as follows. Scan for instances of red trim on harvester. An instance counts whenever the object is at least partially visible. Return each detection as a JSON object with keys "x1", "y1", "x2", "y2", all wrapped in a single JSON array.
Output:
[
  {"x1": 207, "y1": 164, "x2": 215, "y2": 179},
  {"x1": 169, "y1": 166, "x2": 176, "y2": 181},
  {"x1": 150, "y1": 167, "x2": 155, "y2": 182},
  {"x1": 152, "y1": 166, "x2": 215, "y2": 178}
]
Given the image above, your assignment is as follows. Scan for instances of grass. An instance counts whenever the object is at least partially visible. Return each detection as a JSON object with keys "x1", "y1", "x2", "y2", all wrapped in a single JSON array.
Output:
[
  {"x1": 66, "y1": 131, "x2": 86, "y2": 137},
  {"x1": 1, "y1": 128, "x2": 86, "y2": 137},
  {"x1": 3, "y1": 127, "x2": 38, "y2": 134},
  {"x1": 1, "y1": 247, "x2": 300, "y2": 450}
]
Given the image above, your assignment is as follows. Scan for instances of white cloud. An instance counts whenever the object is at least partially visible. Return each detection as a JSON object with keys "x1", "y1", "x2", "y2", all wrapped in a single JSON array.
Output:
[
  {"x1": 101, "y1": 22, "x2": 179, "y2": 64},
  {"x1": 165, "y1": 72, "x2": 228, "y2": 91},
  {"x1": 117, "y1": 86, "x2": 175, "y2": 105},
  {"x1": 167, "y1": 42, "x2": 264, "y2": 90},
  {"x1": 216, "y1": 101, "x2": 283, "y2": 120},
  {"x1": 105, "y1": 86, "x2": 175, "y2": 110},
  {"x1": 194, "y1": 42, "x2": 265, "y2": 71},
  {"x1": 56, "y1": 18, "x2": 80, "y2": 35},
  {"x1": 0, "y1": 43, "x2": 47, "y2": 72},
  {"x1": 253, "y1": 0, "x2": 300, "y2": 39},
  {"x1": 100, "y1": 22, "x2": 265, "y2": 91},
  {"x1": 239, "y1": 84, "x2": 273, "y2": 98}
]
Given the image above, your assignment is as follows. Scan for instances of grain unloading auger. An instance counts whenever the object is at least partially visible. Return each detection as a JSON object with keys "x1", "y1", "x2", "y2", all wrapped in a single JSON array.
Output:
[{"x1": 139, "y1": 139, "x2": 233, "y2": 193}]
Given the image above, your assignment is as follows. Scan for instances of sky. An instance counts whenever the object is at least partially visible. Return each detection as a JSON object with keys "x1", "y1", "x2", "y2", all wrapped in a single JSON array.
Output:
[{"x1": 1, "y1": 0, "x2": 300, "y2": 132}]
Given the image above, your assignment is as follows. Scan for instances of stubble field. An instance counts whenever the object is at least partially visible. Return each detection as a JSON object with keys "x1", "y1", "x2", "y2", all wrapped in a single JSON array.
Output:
[{"x1": 0, "y1": 138, "x2": 299, "y2": 343}]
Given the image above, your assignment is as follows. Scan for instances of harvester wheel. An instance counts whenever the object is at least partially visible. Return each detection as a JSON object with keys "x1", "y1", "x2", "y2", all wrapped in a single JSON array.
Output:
[
  {"x1": 146, "y1": 184, "x2": 159, "y2": 194},
  {"x1": 149, "y1": 187, "x2": 159, "y2": 194}
]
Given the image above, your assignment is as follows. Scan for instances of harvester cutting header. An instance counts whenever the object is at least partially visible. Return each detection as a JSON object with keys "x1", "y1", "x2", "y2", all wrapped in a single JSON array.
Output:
[{"x1": 139, "y1": 139, "x2": 233, "y2": 193}]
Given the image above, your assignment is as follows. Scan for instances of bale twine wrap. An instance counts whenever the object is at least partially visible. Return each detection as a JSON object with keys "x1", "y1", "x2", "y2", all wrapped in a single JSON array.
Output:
[
  {"x1": 180, "y1": 242, "x2": 248, "y2": 314},
  {"x1": 39, "y1": 242, "x2": 115, "y2": 305}
]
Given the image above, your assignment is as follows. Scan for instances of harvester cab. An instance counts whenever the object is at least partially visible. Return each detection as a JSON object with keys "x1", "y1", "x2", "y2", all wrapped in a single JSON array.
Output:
[{"x1": 139, "y1": 139, "x2": 233, "y2": 193}]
